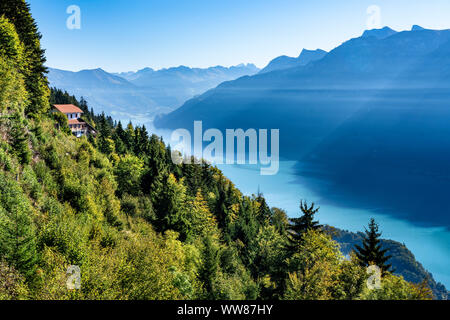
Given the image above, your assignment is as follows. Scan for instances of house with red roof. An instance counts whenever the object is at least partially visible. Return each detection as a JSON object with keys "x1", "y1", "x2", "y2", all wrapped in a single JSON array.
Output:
[{"x1": 52, "y1": 104, "x2": 96, "y2": 138}]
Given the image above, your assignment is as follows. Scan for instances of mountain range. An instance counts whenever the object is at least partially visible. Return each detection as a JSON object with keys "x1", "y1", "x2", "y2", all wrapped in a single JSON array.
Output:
[
  {"x1": 154, "y1": 26, "x2": 450, "y2": 230},
  {"x1": 47, "y1": 64, "x2": 259, "y2": 125},
  {"x1": 45, "y1": 24, "x2": 450, "y2": 297}
]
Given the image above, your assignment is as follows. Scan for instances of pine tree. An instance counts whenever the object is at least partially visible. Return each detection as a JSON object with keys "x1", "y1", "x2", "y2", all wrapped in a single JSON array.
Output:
[
  {"x1": 0, "y1": 16, "x2": 28, "y2": 114},
  {"x1": 0, "y1": 15, "x2": 25, "y2": 70},
  {"x1": 0, "y1": 174, "x2": 37, "y2": 279},
  {"x1": 0, "y1": 0, "x2": 50, "y2": 117},
  {"x1": 255, "y1": 193, "x2": 272, "y2": 223},
  {"x1": 354, "y1": 218, "x2": 393, "y2": 274},
  {"x1": 287, "y1": 201, "x2": 322, "y2": 251},
  {"x1": 199, "y1": 235, "x2": 220, "y2": 298},
  {"x1": 153, "y1": 174, "x2": 188, "y2": 237},
  {"x1": 10, "y1": 113, "x2": 31, "y2": 165},
  {"x1": 124, "y1": 122, "x2": 135, "y2": 151},
  {"x1": 142, "y1": 134, "x2": 169, "y2": 199},
  {"x1": 188, "y1": 190, "x2": 218, "y2": 239}
]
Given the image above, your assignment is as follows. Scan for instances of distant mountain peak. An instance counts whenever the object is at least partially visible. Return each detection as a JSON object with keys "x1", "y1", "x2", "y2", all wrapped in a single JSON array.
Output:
[
  {"x1": 260, "y1": 48, "x2": 327, "y2": 74},
  {"x1": 298, "y1": 48, "x2": 328, "y2": 61},
  {"x1": 411, "y1": 25, "x2": 426, "y2": 31},
  {"x1": 138, "y1": 67, "x2": 155, "y2": 73},
  {"x1": 362, "y1": 26, "x2": 397, "y2": 39},
  {"x1": 88, "y1": 68, "x2": 107, "y2": 73},
  {"x1": 298, "y1": 48, "x2": 327, "y2": 57}
]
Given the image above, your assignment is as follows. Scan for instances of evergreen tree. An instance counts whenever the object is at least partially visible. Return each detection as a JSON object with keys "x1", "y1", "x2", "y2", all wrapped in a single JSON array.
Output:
[
  {"x1": 10, "y1": 113, "x2": 31, "y2": 165},
  {"x1": 271, "y1": 207, "x2": 289, "y2": 234},
  {"x1": 0, "y1": 0, "x2": 50, "y2": 117},
  {"x1": 230, "y1": 196, "x2": 260, "y2": 265},
  {"x1": 142, "y1": 134, "x2": 169, "y2": 200},
  {"x1": 186, "y1": 190, "x2": 218, "y2": 239},
  {"x1": 112, "y1": 125, "x2": 127, "y2": 155},
  {"x1": 199, "y1": 235, "x2": 220, "y2": 298},
  {"x1": 0, "y1": 15, "x2": 25, "y2": 71},
  {"x1": 153, "y1": 174, "x2": 189, "y2": 238},
  {"x1": 255, "y1": 193, "x2": 272, "y2": 223},
  {"x1": 124, "y1": 122, "x2": 135, "y2": 151},
  {"x1": 0, "y1": 174, "x2": 37, "y2": 279},
  {"x1": 287, "y1": 201, "x2": 322, "y2": 251},
  {"x1": 354, "y1": 218, "x2": 393, "y2": 274},
  {"x1": 114, "y1": 154, "x2": 144, "y2": 197},
  {"x1": 0, "y1": 16, "x2": 28, "y2": 114}
]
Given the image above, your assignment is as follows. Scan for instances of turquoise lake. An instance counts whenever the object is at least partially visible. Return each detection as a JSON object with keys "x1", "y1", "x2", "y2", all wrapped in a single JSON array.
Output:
[{"x1": 217, "y1": 160, "x2": 450, "y2": 288}]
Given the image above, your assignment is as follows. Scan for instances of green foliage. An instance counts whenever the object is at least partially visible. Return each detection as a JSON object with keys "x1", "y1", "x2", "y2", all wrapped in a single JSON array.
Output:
[
  {"x1": 0, "y1": 108, "x2": 434, "y2": 300},
  {"x1": 0, "y1": 56, "x2": 28, "y2": 114},
  {"x1": 0, "y1": 260, "x2": 29, "y2": 299},
  {"x1": 21, "y1": 164, "x2": 43, "y2": 202},
  {"x1": 114, "y1": 154, "x2": 144, "y2": 197},
  {"x1": 361, "y1": 273, "x2": 433, "y2": 300},
  {"x1": 198, "y1": 235, "x2": 220, "y2": 299},
  {"x1": 331, "y1": 227, "x2": 447, "y2": 299},
  {"x1": 0, "y1": 16, "x2": 28, "y2": 114},
  {"x1": 284, "y1": 230, "x2": 345, "y2": 300},
  {"x1": 39, "y1": 203, "x2": 87, "y2": 264},
  {"x1": 120, "y1": 194, "x2": 155, "y2": 222},
  {"x1": 0, "y1": 16, "x2": 24, "y2": 66},
  {"x1": 9, "y1": 113, "x2": 31, "y2": 165},
  {"x1": 287, "y1": 201, "x2": 322, "y2": 252},
  {"x1": 0, "y1": 0, "x2": 50, "y2": 117},
  {"x1": 0, "y1": 173, "x2": 38, "y2": 279},
  {"x1": 0, "y1": 92, "x2": 435, "y2": 301},
  {"x1": 185, "y1": 191, "x2": 219, "y2": 240},
  {"x1": 271, "y1": 207, "x2": 289, "y2": 234},
  {"x1": 0, "y1": 1, "x2": 438, "y2": 302},
  {"x1": 51, "y1": 111, "x2": 71, "y2": 135},
  {"x1": 248, "y1": 225, "x2": 286, "y2": 279}
]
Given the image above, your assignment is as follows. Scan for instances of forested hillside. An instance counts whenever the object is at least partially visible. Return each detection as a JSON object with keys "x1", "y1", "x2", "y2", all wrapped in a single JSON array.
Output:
[
  {"x1": 330, "y1": 227, "x2": 448, "y2": 300},
  {"x1": 0, "y1": 0, "x2": 438, "y2": 300}
]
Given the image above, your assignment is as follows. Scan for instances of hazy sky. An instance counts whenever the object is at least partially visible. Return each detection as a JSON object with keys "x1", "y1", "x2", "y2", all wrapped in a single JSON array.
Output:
[{"x1": 28, "y1": 0, "x2": 450, "y2": 72}]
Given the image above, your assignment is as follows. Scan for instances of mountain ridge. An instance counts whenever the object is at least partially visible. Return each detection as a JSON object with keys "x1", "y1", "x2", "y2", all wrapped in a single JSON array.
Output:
[
  {"x1": 154, "y1": 26, "x2": 450, "y2": 242},
  {"x1": 47, "y1": 63, "x2": 260, "y2": 126},
  {"x1": 331, "y1": 227, "x2": 448, "y2": 300},
  {"x1": 259, "y1": 49, "x2": 327, "y2": 74}
]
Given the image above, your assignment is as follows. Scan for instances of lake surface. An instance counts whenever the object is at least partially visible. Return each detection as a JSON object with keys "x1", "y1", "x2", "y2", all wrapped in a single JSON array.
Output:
[
  {"x1": 217, "y1": 160, "x2": 450, "y2": 288},
  {"x1": 151, "y1": 121, "x2": 450, "y2": 288}
]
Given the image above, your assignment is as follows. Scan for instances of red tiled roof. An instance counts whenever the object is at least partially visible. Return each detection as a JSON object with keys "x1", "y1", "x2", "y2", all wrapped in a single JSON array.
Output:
[
  {"x1": 53, "y1": 104, "x2": 84, "y2": 114},
  {"x1": 68, "y1": 119, "x2": 86, "y2": 125}
]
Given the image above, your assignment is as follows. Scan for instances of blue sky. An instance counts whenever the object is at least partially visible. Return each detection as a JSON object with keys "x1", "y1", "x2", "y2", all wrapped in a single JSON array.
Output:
[{"x1": 28, "y1": 0, "x2": 450, "y2": 72}]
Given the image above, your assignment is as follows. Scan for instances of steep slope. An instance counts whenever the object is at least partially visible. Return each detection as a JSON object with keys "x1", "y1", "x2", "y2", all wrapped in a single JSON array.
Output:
[{"x1": 1, "y1": 0, "x2": 439, "y2": 302}]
